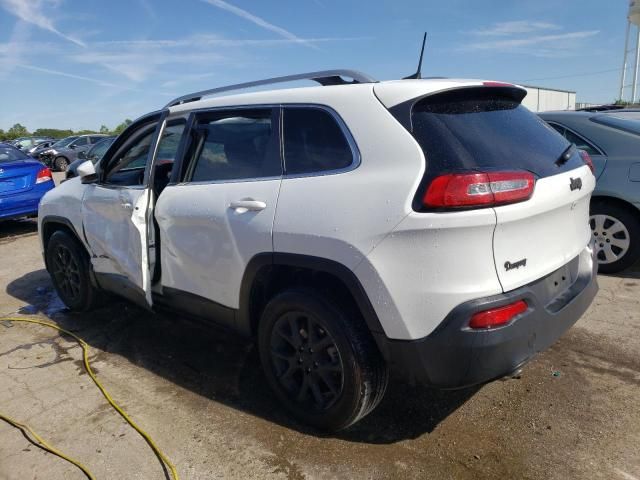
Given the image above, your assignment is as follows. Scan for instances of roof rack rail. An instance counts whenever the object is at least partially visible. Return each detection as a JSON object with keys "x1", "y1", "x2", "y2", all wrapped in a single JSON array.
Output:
[{"x1": 164, "y1": 69, "x2": 376, "y2": 108}]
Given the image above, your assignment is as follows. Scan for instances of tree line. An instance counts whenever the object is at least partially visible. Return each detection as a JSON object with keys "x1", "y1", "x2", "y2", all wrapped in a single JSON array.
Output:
[{"x1": 0, "y1": 119, "x2": 133, "y2": 142}]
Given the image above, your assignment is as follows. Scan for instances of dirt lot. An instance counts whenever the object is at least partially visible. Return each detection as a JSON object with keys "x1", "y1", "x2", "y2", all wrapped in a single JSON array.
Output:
[{"x1": 0, "y1": 214, "x2": 639, "y2": 479}]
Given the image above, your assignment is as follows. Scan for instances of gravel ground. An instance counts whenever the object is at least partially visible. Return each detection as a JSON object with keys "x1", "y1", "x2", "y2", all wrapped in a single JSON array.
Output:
[{"x1": 0, "y1": 215, "x2": 638, "y2": 480}]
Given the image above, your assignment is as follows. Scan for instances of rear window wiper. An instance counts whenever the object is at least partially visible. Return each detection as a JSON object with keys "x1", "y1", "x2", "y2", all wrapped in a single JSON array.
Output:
[{"x1": 555, "y1": 144, "x2": 575, "y2": 167}]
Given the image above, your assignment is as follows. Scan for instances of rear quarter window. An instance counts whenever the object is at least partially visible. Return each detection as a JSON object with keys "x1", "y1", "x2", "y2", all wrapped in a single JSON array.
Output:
[{"x1": 282, "y1": 107, "x2": 354, "y2": 175}]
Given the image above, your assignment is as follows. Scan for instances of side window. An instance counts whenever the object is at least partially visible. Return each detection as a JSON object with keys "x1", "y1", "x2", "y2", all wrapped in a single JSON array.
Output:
[
  {"x1": 156, "y1": 122, "x2": 186, "y2": 163},
  {"x1": 88, "y1": 141, "x2": 110, "y2": 163},
  {"x1": 184, "y1": 109, "x2": 279, "y2": 182},
  {"x1": 104, "y1": 127, "x2": 156, "y2": 186},
  {"x1": 548, "y1": 123, "x2": 566, "y2": 136},
  {"x1": 563, "y1": 129, "x2": 600, "y2": 156},
  {"x1": 282, "y1": 107, "x2": 354, "y2": 175},
  {"x1": 73, "y1": 137, "x2": 89, "y2": 147},
  {"x1": 89, "y1": 136, "x2": 104, "y2": 144}
]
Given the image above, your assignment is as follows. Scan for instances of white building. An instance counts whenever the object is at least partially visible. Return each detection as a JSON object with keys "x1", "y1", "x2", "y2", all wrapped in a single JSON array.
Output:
[{"x1": 519, "y1": 85, "x2": 576, "y2": 112}]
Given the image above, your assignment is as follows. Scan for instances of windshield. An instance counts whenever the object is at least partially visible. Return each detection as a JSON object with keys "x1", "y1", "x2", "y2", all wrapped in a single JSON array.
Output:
[
  {"x1": 52, "y1": 136, "x2": 79, "y2": 148},
  {"x1": 0, "y1": 145, "x2": 30, "y2": 163},
  {"x1": 592, "y1": 112, "x2": 640, "y2": 135},
  {"x1": 88, "y1": 138, "x2": 114, "y2": 163}
]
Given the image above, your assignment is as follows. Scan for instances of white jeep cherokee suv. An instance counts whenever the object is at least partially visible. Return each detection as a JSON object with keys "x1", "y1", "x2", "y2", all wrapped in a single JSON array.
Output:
[{"x1": 39, "y1": 70, "x2": 598, "y2": 431}]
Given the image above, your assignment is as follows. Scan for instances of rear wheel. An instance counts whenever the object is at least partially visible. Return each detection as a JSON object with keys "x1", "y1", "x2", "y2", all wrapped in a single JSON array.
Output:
[
  {"x1": 590, "y1": 200, "x2": 640, "y2": 273},
  {"x1": 46, "y1": 230, "x2": 103, "y2": 311},
  {"x1": 54, "y1": 156, "x2": 69, "y2": 172},
  {"x1": 258, "y1": 288, "x2": 388, "y2": 432}
]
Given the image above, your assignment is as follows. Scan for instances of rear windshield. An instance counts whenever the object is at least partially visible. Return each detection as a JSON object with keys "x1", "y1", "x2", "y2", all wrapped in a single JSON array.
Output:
[
  {"x1": 0, "y1": 146, "x2": 30, "y2": 163},
  {"x1": 52, "y1": 136, "x2": 78, "y2": 148},
  {"x1": 592, "y1": 112, "x2": 640, "y2": 135},
  {"x1": 411, "y1": 88, "x2": 582, "y2": 179}
]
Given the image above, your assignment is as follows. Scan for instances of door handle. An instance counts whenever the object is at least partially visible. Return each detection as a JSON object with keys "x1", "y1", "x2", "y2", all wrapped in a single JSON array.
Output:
[
  {"x1": 121, "y1": 202, "x2": 133, "y2": 210},
  {"x1": 229, "y1": 200, "x2": 267, "y2": 212}
]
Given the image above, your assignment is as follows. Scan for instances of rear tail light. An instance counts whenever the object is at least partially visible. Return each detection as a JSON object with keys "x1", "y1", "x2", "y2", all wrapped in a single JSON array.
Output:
[
  {"x1": 469, "y1": 300, "x2": 528, "y2": 329},
  {"x1": 423, "y1": 171, "x2": 535, "y2": 209},
  {"x1": 578, "y1": 149, "x2": 594, "y2": 174},
  {"x1": 35, "y1": 167, "x2": 53, "y2": 184}
]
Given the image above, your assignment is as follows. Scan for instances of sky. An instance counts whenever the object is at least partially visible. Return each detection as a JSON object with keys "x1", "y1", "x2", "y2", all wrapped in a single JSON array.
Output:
[{"x1": 0, "y1": 0, "x2": 631, "y2": 131}]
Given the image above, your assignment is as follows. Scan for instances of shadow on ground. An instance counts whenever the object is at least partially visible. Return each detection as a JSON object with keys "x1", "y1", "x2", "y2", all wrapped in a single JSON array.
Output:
[
  {"x1": 0, "y1": 219, "x2": 38, "y2": 242},
  {"x1": 603, "y1": 261, "x2": 640, "y2": 279},
  {"x1": 5, "y1": 269, "x2": 478, "y2": 444}
]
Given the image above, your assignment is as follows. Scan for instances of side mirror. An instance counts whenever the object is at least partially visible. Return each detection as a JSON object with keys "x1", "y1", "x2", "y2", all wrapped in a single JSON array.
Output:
[
  {"x1": 77, "y1": 150, "x2": 86, "y2": 159},
  {"x1": 69, "y1": 144, "x2": 76, "y2": 149},
  {"x1": 77, "y1": 160, "x2": 97, "y2": 184}
]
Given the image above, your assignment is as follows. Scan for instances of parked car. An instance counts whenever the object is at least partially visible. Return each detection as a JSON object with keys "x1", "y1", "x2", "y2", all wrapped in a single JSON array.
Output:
[
  {"x1": 66, "y1": 136, "x2": 116, "y2": 180},
  {"x1": 0, "y1": 143, "x2": 54, "y2": 221},
  {"x1": 576, "y1": 104, "x2": 626, "y2": 112},
  {"x1": 12, "y1": 136, "x2": 55, "y2": 151},
  {"x1": 27, "y1": 139, "x2": 56, "y2": 157},
  {"x1": 8, "y1": 137, "x2": 30, "y2": 147},
  {"x1": 540, "y1": 110, "x2": 640, "y2": 273},
  {"x1": 39, "y1": 70, "x2": 598, "y2": 431},
  {"x1": 34, "y1": 136, "x2": 78, "y2": 162},
  {"x1": 40, "y1": 134, "x2": 108, "y2": 172}
]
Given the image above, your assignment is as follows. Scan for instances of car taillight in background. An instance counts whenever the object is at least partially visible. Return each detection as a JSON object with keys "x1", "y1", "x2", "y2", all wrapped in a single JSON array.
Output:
[
  {"x1": 36, "y1": 167, "x2": 53, "y2": 184},
  {"x1": 423, "y1": 171, "x2": 535, "y2": 209},
  {"x1": 578, "y1": 149, "x2": 595, "y2": 174},
  {"x1": 469, "y1": 300, "x2": 528, "y2": 329}
]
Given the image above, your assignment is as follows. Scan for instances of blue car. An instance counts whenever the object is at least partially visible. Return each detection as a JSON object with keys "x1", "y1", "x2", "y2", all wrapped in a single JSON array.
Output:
[{"x1": 0, "y1": 143, "x2": 55, "y2": 221}]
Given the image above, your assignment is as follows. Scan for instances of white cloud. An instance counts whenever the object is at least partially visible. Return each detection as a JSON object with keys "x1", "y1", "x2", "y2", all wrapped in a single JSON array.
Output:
[
  {"x1": 68, "y1": 47, "x2": 226, "y2": 83},
  {"x1": 469, "y1": 30, "x2": 600, "y2": 51},
  {"x1": 16, "y1": 63, "x2": 133, "y2": 89},
  {"x1": 1, "y1": 31, "x2": 364, "y2": 85},
  {"x1": 200, "y1": 0, "x2": 317, "y2": 49},
  {"x1": 160, "y1": 72, "x2": 217, "y2": 89},
  {"x1": 462, "y1": 20, "x2": 599, "y2": 57},
  {"x1": 0, "y1": 20, "x2": 30, "y2": 78},
  {"x1": 471, "y1": 21, "x2": 561, "y2": 36},
  {"x1": 138, "y1": 0, "x2": 157, "y2": 20},
  {"x1": 0, "y1": 0, "x2": 86, "y2": 47},
  {"x1": 68, "y1": 34, "x2": 364, "y2": 83},
  {"x1": 96, "y1": 35, "x2": 364, "y2": 49}
]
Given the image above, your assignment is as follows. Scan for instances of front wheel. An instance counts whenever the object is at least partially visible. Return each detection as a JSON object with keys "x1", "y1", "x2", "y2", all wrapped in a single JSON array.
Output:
[
  {"x1": 46, "y1": 230, "x2": 103, "y2": 311},
  {"x1": 258, "y1": 288, "x2": 388, "y2": 432},
  {"x1": 590, "y1": 200, "x2": 640, "y2": 273},
  {"x1": 54, "y1": 156, "x2": 69, "y2": 172}
]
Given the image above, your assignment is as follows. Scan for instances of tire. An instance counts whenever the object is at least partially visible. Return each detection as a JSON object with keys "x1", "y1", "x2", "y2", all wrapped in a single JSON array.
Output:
[
  {"x1": 46, "y1": 230, "x2": 102, "y2": 311},
  {"x1": 590, "y1": 200, "x2": 640, "y2": 273},
  {"x1": 54, "y1": 156, "x2": 69, "y2": 172},
  {"x1": 258, "y1": 288, "x2": 388, "y2": 432}
]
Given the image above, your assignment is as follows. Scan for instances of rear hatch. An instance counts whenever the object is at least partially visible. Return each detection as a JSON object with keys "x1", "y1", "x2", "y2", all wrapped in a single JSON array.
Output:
[
  {"x1": 384, "y1": 83, "x2": 594, "y2": 292},
  {"x1": 0, "y1": 160, "x2": 39, "y2": 196}
]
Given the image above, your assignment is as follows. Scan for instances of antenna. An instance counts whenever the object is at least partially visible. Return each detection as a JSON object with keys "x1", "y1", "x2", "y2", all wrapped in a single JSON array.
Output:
[{"x1": 403, "y1": 32, "x2": 427, "y2": 80}]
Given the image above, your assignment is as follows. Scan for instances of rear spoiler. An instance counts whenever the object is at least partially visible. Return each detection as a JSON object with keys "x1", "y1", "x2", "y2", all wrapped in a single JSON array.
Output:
[{"x1": 385, "y1": 84, "x2": 528, "y2": 133}]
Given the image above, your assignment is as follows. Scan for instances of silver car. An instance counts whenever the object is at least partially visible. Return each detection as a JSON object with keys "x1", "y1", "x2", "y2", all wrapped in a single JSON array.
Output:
[{"x1": 540, "y1": 110, "x2": 640, "y2": 273}]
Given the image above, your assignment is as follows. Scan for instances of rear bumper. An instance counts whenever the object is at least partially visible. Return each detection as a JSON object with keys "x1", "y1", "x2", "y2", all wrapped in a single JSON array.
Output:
[
  {"x1": 0, "y1": 182, "x2": 55, "y2": 220},
  {"x1": 382, "y1": 244, "x2": 598, "y2": 388}
]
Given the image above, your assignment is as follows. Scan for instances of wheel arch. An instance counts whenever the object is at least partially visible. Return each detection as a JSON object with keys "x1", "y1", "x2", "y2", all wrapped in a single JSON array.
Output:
[
  {"x1": 238, "y1": 253, "x2": 390, "y2": 360},
  {"x1": 41, "y1": 216, "x2": 91, "y2": 272},
  {"x1": 591, "y1": 195, "x2": 640, "y2": 217}
]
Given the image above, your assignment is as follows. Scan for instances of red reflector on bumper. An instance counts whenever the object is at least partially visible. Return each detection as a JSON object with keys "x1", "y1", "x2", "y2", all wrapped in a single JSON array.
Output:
[{"x1": 469, "y1": 300, "x2": 528, "y2": 329}]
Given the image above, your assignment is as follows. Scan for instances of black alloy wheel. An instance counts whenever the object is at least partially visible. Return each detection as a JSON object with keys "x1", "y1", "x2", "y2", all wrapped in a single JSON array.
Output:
[
  {"x1": 258, "y1": 288, "x2": 388, "y2": 432},
  {"x1": 46, "y1": 230, "x2": 103, "y2": 311},
  {"x1": 51, "y1": 243, "x2": 81, "y2": 301},
  {"x1": 269, "y1": 311, "x2": 344, "y2": 411}
]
